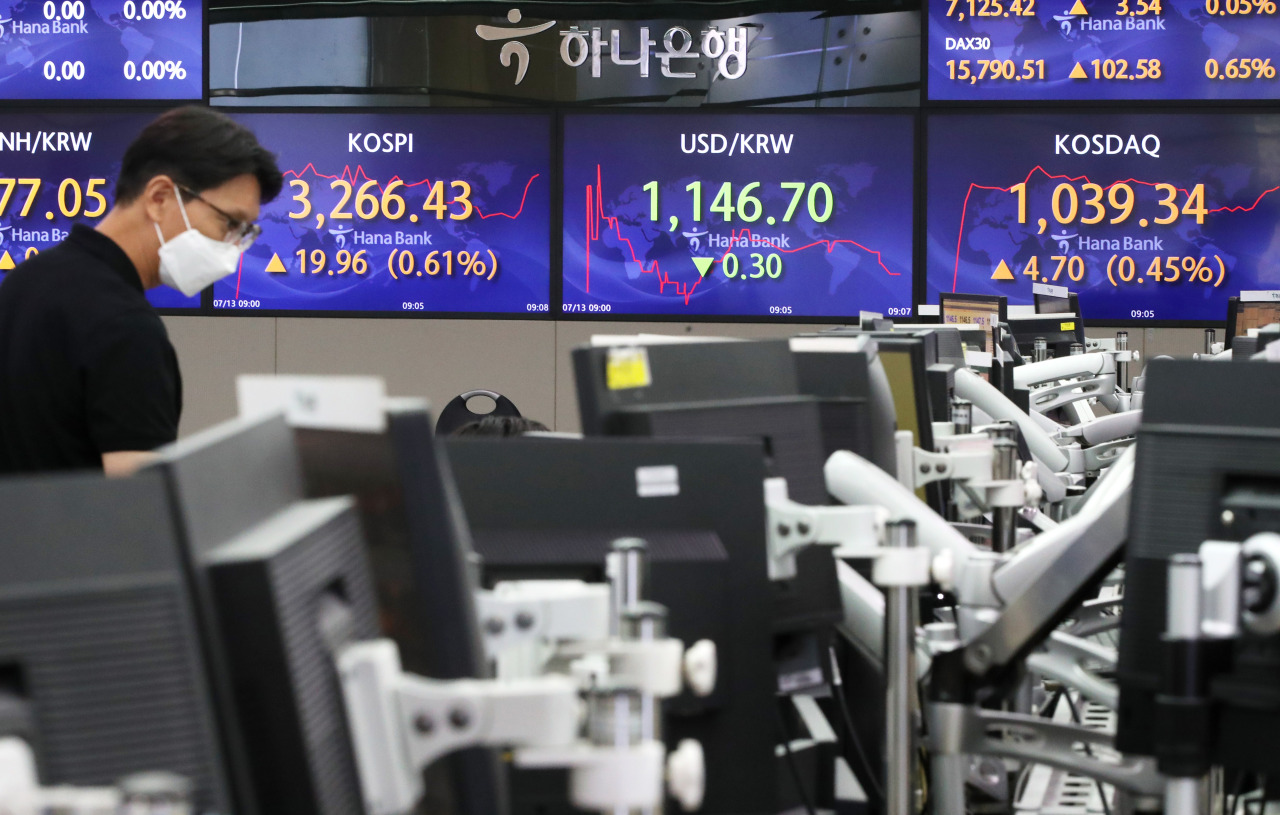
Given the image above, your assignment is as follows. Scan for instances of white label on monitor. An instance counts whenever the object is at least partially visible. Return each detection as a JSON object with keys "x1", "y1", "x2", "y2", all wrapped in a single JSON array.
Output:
[
  {"x1": 237, "y1": 375, "x2": 387, "y2": 433},
  {"x1": 1241, "y1": 290, "x2": 1280, "y2": 302},
  {"x1": 1033, "y1": 283, "x2": 1069, "y2": 299},
  {"x1": 918, "y1": 304, "x2": 940, "y2": 317},
  {"x1": 636, "y1": 465, "x2": 680, "y2": 498}
]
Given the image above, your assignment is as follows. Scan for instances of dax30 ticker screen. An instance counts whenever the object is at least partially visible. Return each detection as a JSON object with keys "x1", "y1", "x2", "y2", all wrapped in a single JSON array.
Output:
[
  {"x1": 929, "y1": 0, "x2": 1280, "y2": 101},
  {"x1": 926, "y1": 112, "x2": 1280, "y2": 321},
  {"x1": 213, "y1": 111, "x2": 553, "y2": 316},
  {"x1": 561, "y1": 112, "x2": 917, "y2": 320},
  {"x1": 0, "y1": 110, "x2": 198, "y2": 309}
]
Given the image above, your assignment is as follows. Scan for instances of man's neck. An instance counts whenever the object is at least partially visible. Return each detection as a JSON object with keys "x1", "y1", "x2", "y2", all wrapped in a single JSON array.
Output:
[{"x1": 96, "y1": 208, "x2": 159, "y2": 289}]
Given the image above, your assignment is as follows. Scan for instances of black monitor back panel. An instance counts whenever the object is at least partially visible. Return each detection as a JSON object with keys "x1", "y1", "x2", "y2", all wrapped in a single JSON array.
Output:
[
  {"x1": 447, "y1": 436, "x2": 778, "y2": 815},
  {"x1": 204, "y1": 496, "x2": 379, "y2": 815},
  {"x1": 0, "y1": 470, "x2": 231, "y2": 811},
  {"x1": 573, "y1": 340, "x2": 800, "y2": 436},
  {"x1": 295, "y1": 407, "x2": 508, "y2": 815},
  {"x1": 1117, "y1": 360, "x2": 1280, "y2": 771}
]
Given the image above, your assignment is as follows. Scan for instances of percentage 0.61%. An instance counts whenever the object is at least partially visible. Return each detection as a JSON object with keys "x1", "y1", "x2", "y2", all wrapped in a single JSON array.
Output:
[
  {"x1": 123, "y1": 60, "x2": 187, "y2": 81},
  {"x1": 388, "y1": 249, "x2": 499, "y2": 282},
  {"x1": 1205, "y1": 58, "x2": 1276, "y2": 79}
]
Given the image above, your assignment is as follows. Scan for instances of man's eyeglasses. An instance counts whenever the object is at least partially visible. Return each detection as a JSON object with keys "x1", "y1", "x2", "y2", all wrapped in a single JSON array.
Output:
[{"x1": 178, "y1": 185, "x2": 261, "y2": 251}]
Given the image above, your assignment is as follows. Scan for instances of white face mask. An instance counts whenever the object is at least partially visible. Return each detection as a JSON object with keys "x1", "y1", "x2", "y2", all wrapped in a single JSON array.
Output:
[{"x1": 154, "y1": 191, "x2": 242, "y2": 297}]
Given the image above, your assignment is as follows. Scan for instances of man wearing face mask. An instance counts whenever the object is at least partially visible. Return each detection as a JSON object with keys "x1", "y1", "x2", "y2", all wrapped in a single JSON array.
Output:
[{"x1": 0, "y1": 106, "x2": 282, "y2": 476}]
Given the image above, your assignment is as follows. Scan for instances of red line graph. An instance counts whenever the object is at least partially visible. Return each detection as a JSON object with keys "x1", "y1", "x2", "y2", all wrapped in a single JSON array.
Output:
[
  {"x1": 282, "y1": 163, "x2": 540, "y2": 220},
  {"x1": 585, "y1": 165, "x2": 902, "y2": 306},
  {"x1": 952, "y1": 166, "x2": 1280, "y2": 291}
]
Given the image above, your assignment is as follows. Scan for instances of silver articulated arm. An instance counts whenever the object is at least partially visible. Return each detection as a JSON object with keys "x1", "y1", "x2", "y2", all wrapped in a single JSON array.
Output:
[
  {"x1": 825, "y1": 450, "x2": 979, "y2": 591},
  {"x1": 990, "y1": 446, "x2": 1134, "y2": 605},
  {"x1": 954, "y1": 370, "x2": 1071, "y2": 500}
]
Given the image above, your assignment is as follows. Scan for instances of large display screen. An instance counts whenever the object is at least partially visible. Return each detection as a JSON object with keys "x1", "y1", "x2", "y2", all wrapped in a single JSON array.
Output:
[
  {"x1": 926, "y1": 112, "x2": 1280, "y2": 322},
  {"x1": 213, "y1": 112, "x2": 552, "y2": 316},
  {"x1": 0, "y1": 110, "x2": 198, "y2": 310},
  {"x1": 561, "y1": 112, "x2": 916, "y2": 320},
  {"x1": 0, "y1": 0, "x2": 202, "y2": 100},
  {"x1": 928, "y1": 0, "x2": 1280, "y2": 101}
]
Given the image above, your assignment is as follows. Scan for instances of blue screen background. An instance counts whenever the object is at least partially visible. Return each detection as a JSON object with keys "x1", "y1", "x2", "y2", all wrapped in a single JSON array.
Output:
[
  {"x1": 561, "y1": 112, "x2": 916, "y2": 319},
  {"x1": 926, "y1": 112, "x2": 1280, "y2": 321},
  {"x1": 0, "y1": 0, "x2": 201, "y2": 100},
  {"x1": 929, "y1": 0, "x2": 1280, "y2": 101},
  {"x1": 214, "y1": 112, "x2": 552, "y2": 315}
]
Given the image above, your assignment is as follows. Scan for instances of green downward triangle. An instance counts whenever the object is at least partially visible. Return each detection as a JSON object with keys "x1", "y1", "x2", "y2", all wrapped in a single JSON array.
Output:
[{"x1": 693, "y1": 257, "x2": 715, "y2": 278}]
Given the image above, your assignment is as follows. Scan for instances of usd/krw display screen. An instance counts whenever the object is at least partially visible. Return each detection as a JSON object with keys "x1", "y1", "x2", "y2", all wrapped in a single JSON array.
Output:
[
  {"x1": 0, "y1": 111, "x2": 198, "y2": 310},
  {"x1": 928, "y1": 0, "x2": 1280, "y2": 101},
  {"x1": 561, "y1": 112, "x2": 916, "y2": 319},
  {"x1": 926, "y1": 112, "x2": 1280, "y2": 321},
  {"x1": 0, "y1": 0, "x2": 202, "y2": 100},
  {"x1": 213, "y1": 112, "x2": 552, "y2": 316}
]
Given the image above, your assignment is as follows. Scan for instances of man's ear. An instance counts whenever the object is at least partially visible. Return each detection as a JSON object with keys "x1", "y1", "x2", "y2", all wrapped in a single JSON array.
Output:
[{"x1": 140, "y1": 175, "x2": 175, "y2": 225}]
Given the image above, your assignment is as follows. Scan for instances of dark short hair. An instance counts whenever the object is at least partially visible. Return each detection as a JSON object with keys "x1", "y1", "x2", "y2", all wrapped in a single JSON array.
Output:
[
  {"x1": 451, "y1": 416, "x2": 550, "y2": 438},
  {"x1": 115, "y1": 106, "x2": 283, "y2": 205}
]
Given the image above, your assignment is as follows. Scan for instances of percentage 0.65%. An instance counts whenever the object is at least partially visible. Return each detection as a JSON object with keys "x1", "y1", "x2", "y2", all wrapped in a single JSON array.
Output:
[
  {"x1": 388, "y1": 249, "x2": 498, "y2": 282},
  {"x1": 1205, "y1": 58, "x2": 1277, "y2": 79}
]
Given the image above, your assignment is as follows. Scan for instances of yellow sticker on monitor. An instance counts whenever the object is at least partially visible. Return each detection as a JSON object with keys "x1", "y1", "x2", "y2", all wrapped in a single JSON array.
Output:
[
  {"x1": 606, "y1": 347, "x2": 652, "y2": 391},
  {"x1": 1060, "y1": 321, "x2": 1076, "y2": 331}
]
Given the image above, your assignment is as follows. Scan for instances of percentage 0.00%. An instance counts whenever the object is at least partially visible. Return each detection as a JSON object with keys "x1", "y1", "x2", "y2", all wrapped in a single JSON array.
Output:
[
  {"x1": 123, "y1": 60, "x2": 187, "y2": 81},
  {"x1": 122, "y1": 0, "x2": 187, "y2": 19},
  {"x1": 388, "y1": 249, "x2": 498, "y2": 282}
]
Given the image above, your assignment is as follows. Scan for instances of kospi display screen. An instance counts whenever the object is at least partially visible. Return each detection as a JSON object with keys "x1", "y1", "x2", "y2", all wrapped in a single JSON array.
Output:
[
  {"x1": 0, "y1": 0, "x2": 202, "y2": 100},
  {"x1": 926, "y1": 112, "x2": 1280, "y2": 322},
  {"x1": 561, "y1": 112, "x2": 916, "y2": 320},
  {"x1": 213, "y1": 112, "x2": 552, "y2": 316},
  {"x1": 928, "y1": 0, "x2": 1280, "y2": 102},
  {"x1": 0, "y1": 111, "x2": 198, "y2": 310}
]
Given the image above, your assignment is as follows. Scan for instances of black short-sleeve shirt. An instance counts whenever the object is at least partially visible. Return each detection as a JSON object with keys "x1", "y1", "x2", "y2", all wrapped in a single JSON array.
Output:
[{"x1": 0, "y1": 225, "x2": 182, "y2": 474}]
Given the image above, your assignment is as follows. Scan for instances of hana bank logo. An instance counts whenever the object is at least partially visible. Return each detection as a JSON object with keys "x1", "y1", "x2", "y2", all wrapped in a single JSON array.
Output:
[{"x1": 475, "y1": 8, "x2": 751, "y2": 86}]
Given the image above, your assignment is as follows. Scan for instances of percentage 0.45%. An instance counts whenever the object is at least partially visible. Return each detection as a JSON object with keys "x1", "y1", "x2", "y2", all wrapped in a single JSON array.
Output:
[
  {"x1": 1014, "y1": 254, "x2": 1226, "y2": 287},
  {"x1": 1205, "y1": 58, "x2": 1277, "y2": 79},
  {"x1": 388, "y1": 249, "x2": 498, "y2": 282}
]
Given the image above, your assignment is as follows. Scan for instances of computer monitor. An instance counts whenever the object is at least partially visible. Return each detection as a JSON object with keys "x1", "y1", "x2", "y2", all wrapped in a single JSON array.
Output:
[
  {"x1": 1033, "y1": 290, "x2": 1080, "y2": 317},
  {"x1": 155, "y1": 415, "x2": 379, "y2": 815},
  {"x1": 1225, "y1": 295, "x2": 1280, "y2": 350},
  {"x1": 790, "y1": 335, "x2": 898, "y2": 477},
  {"x1": 940, "y1": 293, "x2": 1008, "y2": 354},
  {"x1": 294, "y1": 402, "x2": 506, "y2": 815},
  {"x1": 573, "y1": 339, "x2": 830, "y2": 505},
  {"x1": 874, "y1": 337, "x2": 945, "y2": 512},
  {"x1": 1007, "y1": 315, "x2": 1086, "y2": 359},
  {"x1": 0, "y1": 470, "x2": 232, "y2": 811},
  {"x1": 1116, "y1": 360, "x2": 1280, "y2": 771},
  {"x1": 446, "y1": 435, "x2": 778, "y2": 815}
]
